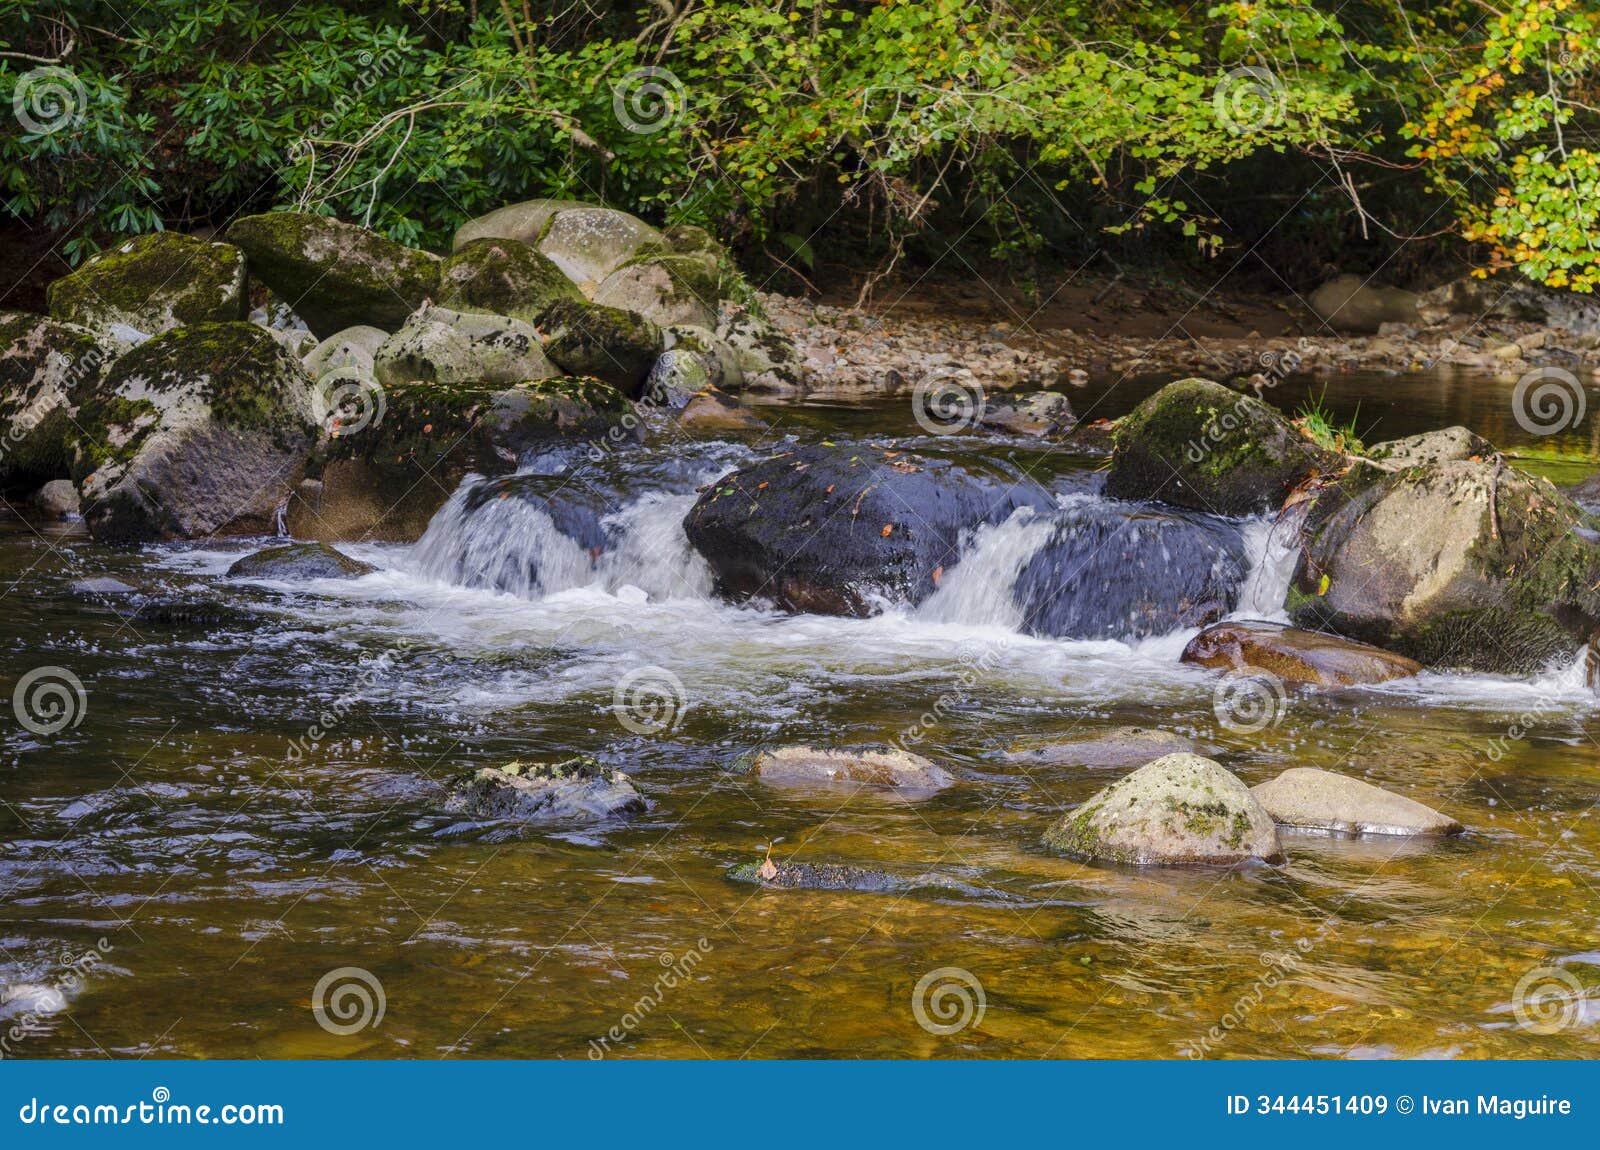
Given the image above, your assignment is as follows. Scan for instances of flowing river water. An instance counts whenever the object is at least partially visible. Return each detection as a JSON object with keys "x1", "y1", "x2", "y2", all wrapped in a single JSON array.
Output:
[{"x1": 3, "y1": 369, "x2": 1599, "y2": 1059}]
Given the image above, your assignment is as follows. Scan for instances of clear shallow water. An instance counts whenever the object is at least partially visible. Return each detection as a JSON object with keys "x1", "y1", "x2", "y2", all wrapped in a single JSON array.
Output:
[{"x1": 3, "y1": 371, "x2": 1600, "y2": 1060}]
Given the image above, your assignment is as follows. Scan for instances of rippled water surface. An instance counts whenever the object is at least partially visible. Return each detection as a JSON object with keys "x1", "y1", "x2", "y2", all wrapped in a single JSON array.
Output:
[{"x1": 3, "y1": 370, "x2": 1599, "y2": 1059}]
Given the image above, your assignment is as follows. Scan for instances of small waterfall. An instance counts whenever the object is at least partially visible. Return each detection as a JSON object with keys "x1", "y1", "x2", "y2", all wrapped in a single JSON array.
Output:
[
  {"x1": 1232, "y1": 505, "x2": 1306, "y2": 623},
  {"x1": 918, "y1": 507, "x2": 1054, "y2": 627}
]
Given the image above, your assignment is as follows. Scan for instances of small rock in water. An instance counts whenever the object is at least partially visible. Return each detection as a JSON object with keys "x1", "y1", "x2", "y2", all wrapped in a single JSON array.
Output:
[
  {"x1": 70, "y1": 576, "x2": 137, "y2": 596},
  {"x1": 1251, "y1": 767, "x2": 1463, "y2": 837},
  {"x1": 1006, "y1": 726, "x2": 1197, "y2": 769},
  {"x1": 1043, "y1": 753, "x2": 1283, "y2": 866},
  {"x1": 979, "y1": 390, "x2": 1076, "y2": 437},
  {"x1": 32, "y1": 480, "x2": 80, "y2": 520},
  {"x1": 227, "y1": 543, "x2": 376, "y2": 580},
  {"x1": 742, "y1": 744, "x2": 954, "y2": 791},
  {"x1": 445, "y1": 755, "x2": 645, "y2": 823},
  {"x1": 1181, "y1": 621, "x2": 1420, "y2": 687},
  {"x1": 727, "y1": 859, "x2": 904, "y2": 892}
]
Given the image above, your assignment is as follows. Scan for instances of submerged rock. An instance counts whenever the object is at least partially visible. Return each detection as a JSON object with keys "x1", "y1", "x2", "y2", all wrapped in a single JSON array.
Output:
[
  {"x1": 445, "y1": 756, "x2": 645, "y2": 822},
  {"x1": 1366, "y1": 426, "x2": 1494, "y2": 468},
  {"x1": 1290, "y1": 459, "x2": 1600, "y2": 673},
  {"x1": 437, "y1": 238, "x2": 582, "y2": 321},
  {"x1": 227, "y1": 543, "x2": 376, "y2": 580},
  {"x1": 1308, "y1": 274, "x2": 1421, "y2": 334},
  {"x1": 1251, "y1": 767, "x2": 1463, "y2": 837},
  {"x1": 1105, "y1": 377, "x2": 1336, "y2": 515},
  {"x1": 374, "y1": 306, "x2": 555, "y2": 388},
  {"x1": 742, "y1": 744, "x2": 954, "y2": 790},
  {"x1": 1006, "y1": 726, "x2": 1197, "y2": 769},
  {"x1": 1181, "y1": 621, "x2": 1421, "y2": 687},
  {"x1": 47, "y1": 232, "x2": 247, "y2": 336},
  {"x1": 229, "y1": 212, "x2": 441, "y2": 337},
  {"x1": 683, "y1": 444, "x2": 1052, "y2": 615},
  {"x1": 1043, "y1": 753, "x2": 1284, "y2": 866},
  {"x1": 726, "y1": 859, "x2": 910, "y2": 893},
  {"x1": 537, "y1": 298, "x2": 664, "y2": 396},
  {"x1": 70, "y1": 576, "x2": 137, "y2": 596},
  {"x1": 68, "y1": 322, "x2": 319, "y2": 545},
  {"x1": 979, "y1": 390, "x2": 1076, "y2": 437},
  {"x1": 131, "y1": 599, "x2": 269, "y2": 629},
  {"x1": 1012, "y1": 502, "x2": 1247, "y2": 639},
  {"x1": 676, "y1": 390, "x2": 762, "y2": 432}
]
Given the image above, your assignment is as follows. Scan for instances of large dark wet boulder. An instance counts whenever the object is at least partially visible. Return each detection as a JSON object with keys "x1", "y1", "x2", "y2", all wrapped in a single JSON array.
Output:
[
  {"x1": 1012, "y1": 502, "x2": 1247, "y2": 639},
  {"x1": 0, "y1": 312, "x2": 115, "y2": 493},
  {"x1": 1290, "y1": 459, "x2": 1600, "y2": 674},
  {"x1": 47, "y1": 232, "x2": 246, "y2": 336},
  {"x1": 683, "y1": 444, "x2": 1053, "y2": 615},
  {"x1": 228, "y1": 212, "x2": 441, "y2": 337},
  {"x1": 1105, "y1": 378, "x2": 1336, "y2": 515},
  {"x1": 1181, "y1": 620, "x2": 1420, "y2": 687},
  {"x1": 227, "y1": 543, "x2": 375, "y2": 580},
  {"x1": 67, "y1": 323, "x2": 319, "y2": 545}
]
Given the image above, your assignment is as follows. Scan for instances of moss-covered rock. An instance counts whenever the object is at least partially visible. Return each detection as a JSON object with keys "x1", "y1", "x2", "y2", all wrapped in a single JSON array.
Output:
[
  {"x1": 537, "y1": 298, "x2": 663, "y2": 396},
  {"x1": 0, "y1": 312, "x2": 116, "y2": 493},
  {"x1": 1289, "y1": 457, "x2": 1600, "y2": 673},
  {"x1": 1105, "y1": 378, "x2": 1337, "y2": 515},
  {"x1": 1043, "y1": 753, "x2": 1284, "y2": 866},
  {"x1": 593, "y1": 253, "x2": 724, "y2": 329},
  {"x1": 444, "y1": 755, "x2": 645, "y2": 822},
  {"x1": 226, "y1": 542, "x2": 375, "y2": 580},
  {"x1": 47, "y1": 232, "x2": 247, "y2": 337},
  {"x1": 715, "y1": 307, "x2": 801, "y2": 392},
  {"x1": 436, "y1": 238, "x2": 582, "y2": 321},
  {"x1": 228, "y1": 211, "x2": 440, "y2": 337},
  {"x1": 373, "y1": 306, "x2": 555, "y2": 388},
  {"x1": 68, "y1": 322, "x2": 319, "y2": 545}
]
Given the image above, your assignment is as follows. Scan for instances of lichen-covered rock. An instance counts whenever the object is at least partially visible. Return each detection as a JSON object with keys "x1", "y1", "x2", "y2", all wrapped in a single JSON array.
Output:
[
  {"x1": 683, "y1": 444, "x2": 1052, "y2": 615},
  {"x1": 373, "y1": 306, "x2": 555, "y2": 388},
  {"x1": 437, "y1": 238, "x2": 582, "y2": 321},
  {"x1": 1043, "y1": 753, "x2": 1284, "y2": 866},
  {"x1": 67, "y1": 322, "x2": 319, "y2": 545},
  {"x1": 537, "y1": 298, "x2": 663, "y2": 396},
  {"x1": 303, "y1": 325, "x2": 389, "y2": 382},
  {"x1": 229, "y1": 212, "x2": 441, "y2": 337},
  {"x1": 444, "y1": 755, "x2": 645, "y2": 822},
  {"x1": 450, "y1": 199, "x2": 591, "y2": 252},
  {"x1": 0, "y1": 312, "x2": 115, "y2": 492},
  {"x1": 642, "y1": 349, "x2": 712, "y2": 409},
  {"x1": 1006, "y1": 726, "x2": 1197, "y2": 769},
  {"x1": 980, "y1": 391, "x2": 1076, "y2": 437},
  {"x1": 47, "y1": 232, "x2": 247, "y2": 336},
  {"x1": 741, "y1": 744, "x2": 954, "y2": 790},
  {"x1": 1105, "y1": 378, "x2": 1337, "y2": 515},
  {"x1": 31, "y1": 479, "x2": 80, "y2": 520},
  {"x1": 533, "y1": 206, "x2": 663, "y2": 291},
  {"x1": 666, "y1": 324, "x2": 743, "y2": 390},
  {"x1": 716, "y1": 308, "x2": 800, "y2": 392},
  {"x1": 1366, "y1": 426, "x2": 1494, "y2": 468},
  {"x1": 1289, "y1": 459, "x2": 1600, "y2": 673},
  {"x1": 1308, "y1": 274, "x2": 1421, "y2": 334},
  {"x1": 1251, "y1": 767, "x2": 1463, "y2": 837},
  {"x1": 593, "y1": 254, "x2": 722, "y2": 329},
  {"x1": 226, "y1": 543, "x2": 375, "y2": 580},
  {"x1": 1181, "y1": 621, "x2": 1421, "y2": 687},
  {"x1": 288, "y1": 376, "x2": 633, "y2": 543}
]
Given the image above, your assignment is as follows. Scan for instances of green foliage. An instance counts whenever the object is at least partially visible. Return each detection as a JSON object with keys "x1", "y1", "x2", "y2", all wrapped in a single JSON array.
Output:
[{"x1": 1295, "y1": 389, "x2": 1365, "y2": 455}]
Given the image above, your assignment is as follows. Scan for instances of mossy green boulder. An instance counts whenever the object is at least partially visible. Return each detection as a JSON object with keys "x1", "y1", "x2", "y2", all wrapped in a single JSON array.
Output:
[
  {"x1": 1105, "y1": 377, "x2": 1337, "y2": 515},
  {"x1": 0, "y1": 312, "x2": 115, "y2": 493},
  {"x1": 437, "y1": 238, "x2": 582, "y2": 321},
  {"x1": 226, "y1": 542, "x2": 375, "y2": 580},
  {"x1": 1289, "y1": 458, "x2": 1600, "y2": 673},
  {"x1": 1043, "y1": 753, "x2": 1283, "y2": 866},
  {"x1": 373, "y1": 306, "x2": 555, "y2": 388},
  {"x1": 537, "y1": 298, "x2": 663, "y2": 396},
  {"x1": 593, "y1": 252, "x2": 726, "y2": 329},
  {"x1": 46, "y1": 232, "x2": 247, "y2": 337},
  {"x1": 228, "y1": 211, "x2": 440, "y2": 338},
  {"x1": 68, "y1": 322, "x2": 319, "y2": 545}
]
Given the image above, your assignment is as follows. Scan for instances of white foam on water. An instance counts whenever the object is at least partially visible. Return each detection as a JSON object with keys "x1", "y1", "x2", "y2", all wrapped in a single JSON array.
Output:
[
  {"x1": 917, "y1": 506, "x2": 1054, "y2": 628},
  {"x1": 1231, "y1": 507, "x2": 1304, "y2": 623}
]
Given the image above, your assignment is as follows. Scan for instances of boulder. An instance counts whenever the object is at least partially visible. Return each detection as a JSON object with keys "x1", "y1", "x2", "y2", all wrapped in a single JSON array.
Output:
[
  {"x1": 642, "y1": 349, "x2": 712, "y2": 409},
  {"x1": 373, "y1": 306, "x2": 555, "y2": 388},
  {"x1": 1042, "y1": 753, "x2": 1284, "y2": 866},
  {"x1": 1181, "y1": 621, "x2": 1421, "y2": 687},
  {"x1": 533, "y1": 206, "x2": 663, "y2": 291},
  {"x1": 1251, "y1": 767, "x2": 1463, "y2": 837},
  {"x1": 228, "y1": 212, "x2": 441, "y2": 337},
  {"x1": 1290, "y1": 459, "x2": 1600, "y2": 673},
  {"x1": 47, "y1": 232, "x2": 247, "y2": 336},
  {"x1": 1564, "y1": 472, "x2": 1600, "y2": 515},
  {"x1": 716, "y1": 308, "x2": 801, "y2": 392},
  {"x1": 683, "y1": 444, "x2": 1053, "y2": 615},
  {"x1": 1006, "y1": 726, "x2": 1197, "y2": 769},
  {"x1": 726, "y1": 860, "x2": 909, "y2": 893},
  {"x1": 1308, "y1": 274, "x2": 1421, "y2": 334},
  {"x1": 31, "y1": 479, "x2": 79, "y2": 520},
  {"x1": 0, "y1": 312, "x2": 115, "y2": 492},
  {"x1": 537, "y1": 298, "x2": 663, "y2": 396},
  {"x1": 593, "y1": 254, "x2": 722, "y2": 329},
  {"x1": 741, "y1": 744, "x2": 954, "y2": 790},
  {"x1": 444, "y1": 756, "x2": 644, "y2": 822},
  {"x1": 436, "y1": 237, "x2": 582, "y2": 321},
  {"x1": 676, "y1": 391, "x2": 762, "y2": 432},
  {"x1": 67, "y1": 323, "x2": 319, "y2": 545},
  {"x1": 303, "y1": 325, "x2": 389, "y2": 382},
  {"x1": 1366, "y1": 426, "x2": 1494, "y2": 468},
  {"x1": 452, "y1": 199, "x2": 593, "y2": 251},
  {"x1": 287, "y1": 377, "x2": 633, "y2": 543},
  {"x1": 1011, "y1": 502, "x2": 1247, "y2": 639},
  {"x1": 666, "y1": 325, "x2": 743, "y2": 390},
  {"x1": 979, "y1": 391, "x2": 1076, "y2": 437},
  {"x1": 226, "y1": 543, "x2": 375, "y2": 580},
  {"x1": 1104, "y1": 378, "x2": 1336, "y2": 515}
]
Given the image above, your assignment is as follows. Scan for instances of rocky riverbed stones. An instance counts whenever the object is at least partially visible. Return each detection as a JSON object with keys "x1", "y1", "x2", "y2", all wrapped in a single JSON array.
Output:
[
  {"x1": 742, "y1": 744, "x2": 954, "y2": 790},
  {"x1": 445, "y1": 756, "x2": 645, "y2": 822}
]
